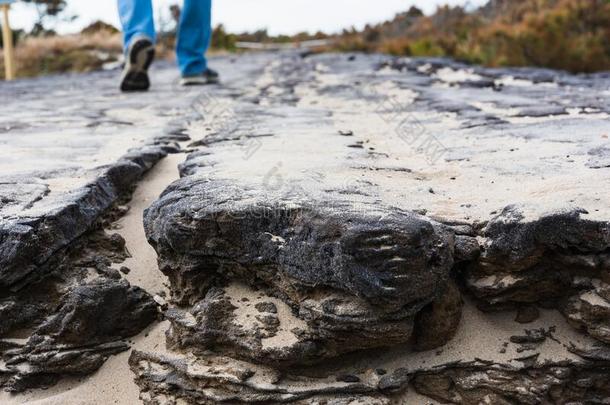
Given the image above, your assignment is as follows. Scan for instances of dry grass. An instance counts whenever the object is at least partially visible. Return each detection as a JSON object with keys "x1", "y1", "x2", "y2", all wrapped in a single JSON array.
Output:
[
  {"x1": 0, "y1": 31, "x2": 176, "y2": 79},
  {"x1": 329, "y1": 0, "x2": 610, "y2": 73},
  {"x1": 0, "y1": 31, "x2": 121, "y2": 79}
]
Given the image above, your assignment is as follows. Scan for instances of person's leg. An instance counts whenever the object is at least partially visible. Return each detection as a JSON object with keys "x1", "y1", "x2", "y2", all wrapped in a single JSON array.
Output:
[
  {"x1": 176, "y1": 0, "x2": 212, "y2": 77},
  {"x1": 117, "y1": 0, "x2": 156, "y2": 50},
  {"x1": 117, "y1": 0, "x2": 156, "y2": 91}
]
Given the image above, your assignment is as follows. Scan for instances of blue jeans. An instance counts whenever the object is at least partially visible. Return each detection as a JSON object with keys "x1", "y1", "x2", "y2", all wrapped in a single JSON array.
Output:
[{"x1": 117, "y1": 0, "x2": 212, "y2": 76}]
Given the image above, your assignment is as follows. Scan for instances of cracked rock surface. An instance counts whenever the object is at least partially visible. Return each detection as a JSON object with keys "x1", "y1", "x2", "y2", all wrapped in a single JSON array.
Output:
[
  {"x1": 0, "y1": 54, "x2": 288, "y2": 397},
  {"x1": 2, "y1": 51, "x2": 610, "y2": 403},
  {"x1": 0, "y1": 61, "x2": 247, "y2": 392},
  {"x1": 134, "y1": 52, "x2": 610, "y2": 403},
  {"x1": 0, "y1": 217, "x2": 158, "y2": 392},
  {"x1": 0, "y1": 66, "x2": 192, "y2": 290}
]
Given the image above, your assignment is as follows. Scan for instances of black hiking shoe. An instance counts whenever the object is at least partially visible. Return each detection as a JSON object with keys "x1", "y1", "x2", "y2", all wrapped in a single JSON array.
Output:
[{"x1": 120, "y1": 36, "x2": 155, "y2": 92}]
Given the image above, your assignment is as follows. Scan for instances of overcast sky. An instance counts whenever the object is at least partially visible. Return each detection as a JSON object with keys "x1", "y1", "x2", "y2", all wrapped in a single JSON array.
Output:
[{"x1": 10, "y1": 0, "x2": 486, "y2": 35}]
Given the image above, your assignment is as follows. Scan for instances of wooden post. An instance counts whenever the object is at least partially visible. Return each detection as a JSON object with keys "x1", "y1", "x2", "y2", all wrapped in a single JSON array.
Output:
[{"x1": 1, "y1": 3, "x2": 15, "y2": 80}]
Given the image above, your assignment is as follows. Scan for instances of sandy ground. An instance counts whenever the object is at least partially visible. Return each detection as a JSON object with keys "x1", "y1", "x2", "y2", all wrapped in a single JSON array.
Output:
[
  {"x1": 112, "y1": 155, "x2": 182, "y2": 296},
  {"x1": 0, "y1": 154, "x2": 184, "y2": 405}
]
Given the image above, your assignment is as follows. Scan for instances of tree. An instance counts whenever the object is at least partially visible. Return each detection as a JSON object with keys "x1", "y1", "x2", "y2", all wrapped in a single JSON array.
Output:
[
  {"x1": 405, "y1": 6, "x2": 424, "y2": 19},
  {"x1": 22, "y1": 0, "x2": 68, "y2": 35}
]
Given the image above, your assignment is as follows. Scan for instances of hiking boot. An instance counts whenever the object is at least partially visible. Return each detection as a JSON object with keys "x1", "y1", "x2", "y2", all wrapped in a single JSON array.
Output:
[
  {"x1": 180, "y1": 68, "x2": 220, "y2": 86},
  {"x1": 120, "y1": 36, "x2": 155, "y2": 92}
]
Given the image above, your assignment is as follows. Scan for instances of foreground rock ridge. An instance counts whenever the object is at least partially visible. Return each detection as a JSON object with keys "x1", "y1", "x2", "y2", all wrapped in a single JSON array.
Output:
[
  {"x1": 133, "y1": 53, "x2": 610, "y2": 403},
  {"x1": 0, "y1": 64, "x2": 204, "y2": 391}
]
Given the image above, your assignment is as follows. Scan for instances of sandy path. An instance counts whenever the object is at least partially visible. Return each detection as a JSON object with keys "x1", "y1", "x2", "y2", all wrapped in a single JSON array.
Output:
[
  {"x1": 113, "y1": 155, "x2": 180, "y2": 296},
  {"x1": 1, "y1": 153, "x2": 184, "y2": 405}
]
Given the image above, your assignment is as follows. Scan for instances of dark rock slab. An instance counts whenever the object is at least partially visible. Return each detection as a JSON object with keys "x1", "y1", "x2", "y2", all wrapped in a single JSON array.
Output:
[
  {"x1": 1, "y1": 54, "x2": 298, "y2": 395},
  {"x1": 413, "y1": 280, "x2": 463, "y2": 351},
  {"x1": 165, "y1": 282, "x2": 416, "y2": 366},
  {"x1": 136, "y1": 53, "x2": 610, "y2": 403},
  {"x1": 412, "y1": 364, "x2": 610, "y2": 404},
  {"x1": 0, "y1": 220, "x2": 159, "y2": 392},
  {"x1": 128, "y1": 349, "x2": 390, "y2": 405},
  {"x1": 0, "y1": 54, "x2": 289, "y2": 396},
  {"x1": 465, "y1": 205, "x2": 610, "y2": 347},
  {"x1": 0, "y1": 75, "x2": 189, "y2": 290},
  {"x1": 146, "y1": 179, "x2": 453, "y2": 313},
  {"x1": 0, "y1": 61, "x2": 234, "y2": 392},
  {"x1": 130, "y1": 297, "x2": 609, "y2": 404},
  {"x1": 564, "y1": 284, "x2": 610, "y2": 344}
]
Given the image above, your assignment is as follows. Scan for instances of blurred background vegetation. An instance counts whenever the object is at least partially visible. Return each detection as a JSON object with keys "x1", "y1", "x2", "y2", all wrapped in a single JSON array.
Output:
[
  {"x1": 1, "y1": 0, "x2": 610, "y2": 79},
  {"x1": 335, "y1": 0, "x2": 610, "y2": 73}
]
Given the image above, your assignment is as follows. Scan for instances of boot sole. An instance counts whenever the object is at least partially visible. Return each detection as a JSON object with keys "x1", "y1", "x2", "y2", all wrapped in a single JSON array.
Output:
[{"x1": 120, "y1": 39, "x2": 155, "y2": 92}]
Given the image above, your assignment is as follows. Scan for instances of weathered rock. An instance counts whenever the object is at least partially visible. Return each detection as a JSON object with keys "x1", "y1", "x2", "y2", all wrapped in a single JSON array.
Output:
[
  {"x1": 563, "y1": 282, "x2": 610, "y2": 344},
  {"x1": 515, "y1": 305, "x2": 540, "y2": 324},
  {"x1": 464, "y1": 205, "x2": 610, "y2": 346},
  {"x1": 3, "y1": 341, "x2": 130, "y2": 392},
  {"x1": 146, "y1": 181, "x2": 455, "y2": 361},
  {"x1": 413, "y1": 280, "x2": 463, "y2": 351},
  {"x1": 128, "y1": 350, "x2": 390, "y2": 404},
  {"x1": 0, "y1": 61, "x2": 206, "y2": 291},
  {"x1": 0, "y1": 225, "x2": 159, "y2": 392},
  {"x1": 131, "y1": 297, "x2": 610, "y2": 404},
  {"x1": 377, "y1": 368, "x2": 410, "y2": 393},
  {"x1": 15, "y1": 51, "x2": 601, "y2": 403},
  {"x1": 133, "y1": 52, "x2": 610, "y2": 403},
  {"x1": 412, "y1": 365, "x2": 610, "y2": 404},
  {"x1": 165, "y1": 282, "x2": 415, "y2": 366},
  {"x1": 0, "y1": 59, "x2": 227, "y2": 392},
  {"x1": 466, "y1": 206, "x2": 610, "y2": 306},
  {"x1": 509, "y1": 327, "x2": 552, "y2": 344},
  {"x1": 33, "y1": 279, "x2": 157, "y2": 345},
  {"x1": 146, "y1": 180, "x2": 454, "y2": 313},
  {"x1": 255, "y1": 301, "x2": 278, "y2": 313},
  {"x1": 0, "y1": 146, "x2": 179, "y2": 291}
]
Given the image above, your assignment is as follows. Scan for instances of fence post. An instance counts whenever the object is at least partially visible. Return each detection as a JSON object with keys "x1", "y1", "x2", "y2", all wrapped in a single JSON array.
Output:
[{"x1": 1, "y1": 3, "x2": 15, "y2": 80}]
